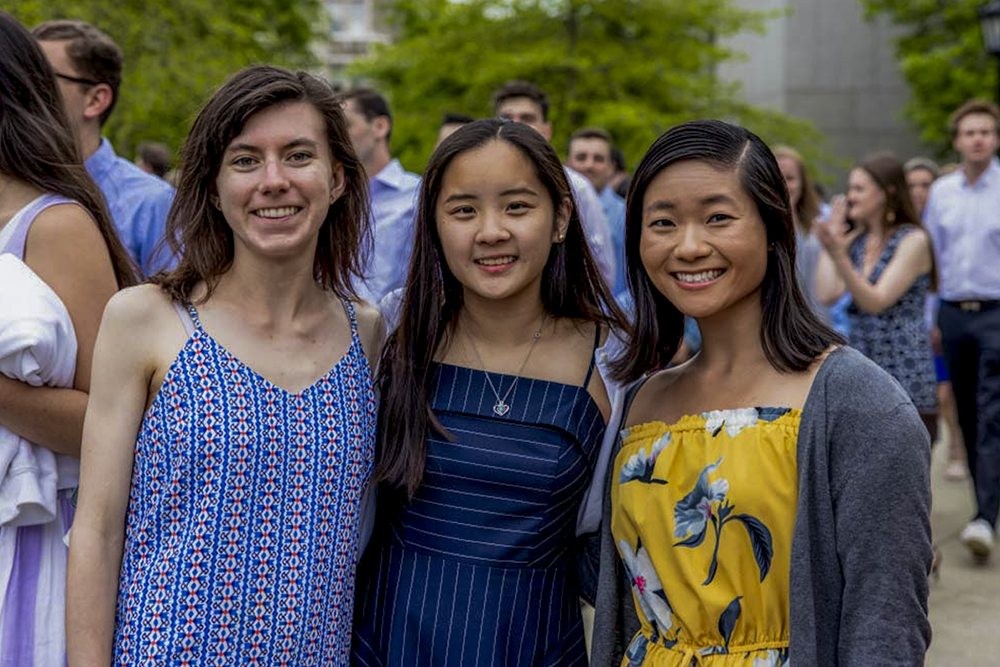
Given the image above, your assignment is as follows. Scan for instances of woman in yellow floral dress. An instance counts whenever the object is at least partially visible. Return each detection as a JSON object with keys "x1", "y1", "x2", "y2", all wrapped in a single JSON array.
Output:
[{"x1": 589, "y1": 121, "x2": 932, "y2": 666}]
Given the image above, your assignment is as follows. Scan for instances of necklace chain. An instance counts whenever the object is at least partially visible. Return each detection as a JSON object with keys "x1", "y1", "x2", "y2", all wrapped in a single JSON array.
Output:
[{"x1": 464, "y1": 318, "x2": 544, "y2": 417}]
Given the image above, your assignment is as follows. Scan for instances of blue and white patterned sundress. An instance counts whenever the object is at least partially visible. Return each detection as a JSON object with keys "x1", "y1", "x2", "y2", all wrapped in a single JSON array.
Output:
[
  {"x1": 113, "y1": 300, "x2": 376, "y2": 666},
  {"x1": 847, "y1": 225, "x2": 936, "y2": 411}
]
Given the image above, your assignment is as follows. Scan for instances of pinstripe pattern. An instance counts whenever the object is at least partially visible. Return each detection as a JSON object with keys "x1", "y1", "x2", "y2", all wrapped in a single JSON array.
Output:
[{"x1": 354, "y1": 363, "x2": 604, "y2": 666}]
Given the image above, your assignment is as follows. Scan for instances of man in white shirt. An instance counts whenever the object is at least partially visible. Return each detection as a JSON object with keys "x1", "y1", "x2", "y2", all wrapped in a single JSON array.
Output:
[
  {"x1": 492, "y1": 81, "x2": 616, "y2": 287},
  {"x1": 341, "y1": 88, "x2": 421, "y2": 304},
  {"x1": 923, "y1": 99, "x2": 1000, "y2": 562}
]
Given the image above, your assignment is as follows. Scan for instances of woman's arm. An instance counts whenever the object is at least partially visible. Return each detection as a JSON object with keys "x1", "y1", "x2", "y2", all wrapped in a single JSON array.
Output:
[
  {"x1": 813, "y1": 249, "x2": 846, "y2": 307},
  {"x1": 812, "y1": 197, "x2": 855, "y2": 306},
  {"x1": 831, "y1": 376, "x2": 931, "y2": 663},
  {"x1": 66, "y1": 289, "x2": 159, "y2": 666},
  {"x1": 0, "y1": 204, "x2": 118, "y2": 455},
  {"x1": 824, "y1": 230, "x2": 932, "y2": 315}
]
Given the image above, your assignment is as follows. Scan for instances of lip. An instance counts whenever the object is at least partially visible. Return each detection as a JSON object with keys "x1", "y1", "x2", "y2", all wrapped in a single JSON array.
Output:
[
  {"x1": 474, "y1": 255, "x2": 518, "y2": 274},
  {"x1": 670, "y1": 268, "x2": 726, "y2": 290}
]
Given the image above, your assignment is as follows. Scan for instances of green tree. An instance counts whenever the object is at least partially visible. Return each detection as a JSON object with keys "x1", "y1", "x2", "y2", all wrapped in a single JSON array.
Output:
[
  {"x1": 7, "y1": 0, "x2": 323, "y2": 160},
  {"x1": 862, "y1": 0, "x2": 995, "y2": 156},
  {"x1": 350, "y1": 0, "x2": 824, "y2": 173}
]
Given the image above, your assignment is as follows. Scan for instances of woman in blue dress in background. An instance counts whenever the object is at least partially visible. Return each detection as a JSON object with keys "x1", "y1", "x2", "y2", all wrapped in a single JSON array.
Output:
[{"x1": 353, "y1": 119, "x2": 627, "y2": 666}]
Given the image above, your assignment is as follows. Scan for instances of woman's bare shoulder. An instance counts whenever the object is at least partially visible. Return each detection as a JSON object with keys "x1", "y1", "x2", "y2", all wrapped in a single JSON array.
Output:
[{"x1": 103, "y1": 285, "x2": 184, "y2": 336}]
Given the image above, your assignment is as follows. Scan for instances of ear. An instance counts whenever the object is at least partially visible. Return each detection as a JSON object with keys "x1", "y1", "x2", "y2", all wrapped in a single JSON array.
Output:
[
  {"x1": 372, "y1": 116, "x2": 391, "y2": 143},
  {"x1": 539, "y1": 121, "x2": 553, "y2": 142},
  {"x1": 552, "y1": 196, "x2": 572, "y2": 242},
  {"x1": 82, "y1": 83, "x2": 113, "y2": 122},
  {"x1": 329, "y1": 161, "x2": 346, "y2": 203}
]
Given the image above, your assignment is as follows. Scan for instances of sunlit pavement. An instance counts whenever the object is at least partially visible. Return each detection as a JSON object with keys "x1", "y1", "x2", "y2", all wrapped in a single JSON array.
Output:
[{"x1": 927, "y1": 435, "x2": 1000, "y2": 665}]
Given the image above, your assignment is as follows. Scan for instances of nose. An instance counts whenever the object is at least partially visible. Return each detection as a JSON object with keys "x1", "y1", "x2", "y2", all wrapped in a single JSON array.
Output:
[
  {"x1": 474, "y1": 208, "x2": 511, "y2": 244},
  {"x1": 259, "y1": 158, "x2": 290, "y2": 194},
  {"x1": 674, "y1": 223, "x2": 711, "y2": 261}
]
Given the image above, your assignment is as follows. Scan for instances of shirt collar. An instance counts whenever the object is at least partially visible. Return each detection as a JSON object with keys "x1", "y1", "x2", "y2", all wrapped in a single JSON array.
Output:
[
  {"x1": 960, "y1": 157, "x2": 1000, "y2": 189},
  {"x1": 84, "y1": 137, "x2": 116, "y2": 183},
  {"x1": 372, "y1": 158, "x2": 408, "y2": 191}
]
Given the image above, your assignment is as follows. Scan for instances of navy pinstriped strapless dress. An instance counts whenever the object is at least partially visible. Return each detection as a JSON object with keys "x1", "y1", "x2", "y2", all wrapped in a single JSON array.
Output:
[{"x1": 353, "y1": 362, "x2": 606, "y2": 666}]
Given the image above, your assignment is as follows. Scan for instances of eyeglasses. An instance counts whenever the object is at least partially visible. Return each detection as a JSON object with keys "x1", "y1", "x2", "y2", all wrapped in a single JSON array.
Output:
[{"x1": 54, "y1": 72, "x2": 101, "y2": 87}]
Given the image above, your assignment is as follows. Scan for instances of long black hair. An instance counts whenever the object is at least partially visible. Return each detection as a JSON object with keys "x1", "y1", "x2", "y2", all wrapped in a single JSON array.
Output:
[
  {"x1": 376, "y1": 118, "x2": 627, "y2": 497},
  {"x1": 0, "y1": 11, "x2": 135, "y2": 288},
  {"x1": 612, "y1": 120, "x2": 842, "y2": 383}
]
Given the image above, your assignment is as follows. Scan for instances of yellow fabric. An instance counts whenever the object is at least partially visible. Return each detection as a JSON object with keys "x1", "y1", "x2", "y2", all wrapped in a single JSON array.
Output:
[{"x1": 610, "y1": 408, "x2": 800, "y2": 666}]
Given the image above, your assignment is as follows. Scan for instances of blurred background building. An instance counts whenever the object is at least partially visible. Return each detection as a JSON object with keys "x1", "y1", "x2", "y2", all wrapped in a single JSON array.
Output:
[
  {"x1": 323, "y1": 0, "x2": 389, "y2": 86},
  {"x1": 720, "y1": 0, "x2": 927, "y2": 172}
]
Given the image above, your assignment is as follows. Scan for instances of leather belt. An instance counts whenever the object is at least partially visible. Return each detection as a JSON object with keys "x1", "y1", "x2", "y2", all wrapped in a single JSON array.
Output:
[{"x1": 943, "y1": 300, "x2": 1000, "y2": 312}]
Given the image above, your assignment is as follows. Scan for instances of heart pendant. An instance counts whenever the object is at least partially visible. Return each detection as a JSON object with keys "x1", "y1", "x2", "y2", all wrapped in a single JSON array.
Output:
[{"x1": 493, "y1": 400, "x2": 510, "y2": 416}]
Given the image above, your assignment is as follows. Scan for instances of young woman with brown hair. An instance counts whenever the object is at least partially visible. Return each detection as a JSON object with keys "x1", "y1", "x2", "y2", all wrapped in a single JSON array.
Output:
[{"x1": 67, "y1": 66, "x2": 382, "y2": 665}]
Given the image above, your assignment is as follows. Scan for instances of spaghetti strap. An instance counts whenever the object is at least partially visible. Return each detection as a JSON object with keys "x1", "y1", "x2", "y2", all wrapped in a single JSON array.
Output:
[
  {"x1": 342, "y1": 299, "x2": 359, "y2": 339},
  {"x1": 172, "y1": 301, "x2": 197, "y2": 337},
  {"x1": 582, "y1": 324, "x2": 602, "y2": 387},
  {"x1": 184, "y1": 302, "x2": 204, "y2": 330}
]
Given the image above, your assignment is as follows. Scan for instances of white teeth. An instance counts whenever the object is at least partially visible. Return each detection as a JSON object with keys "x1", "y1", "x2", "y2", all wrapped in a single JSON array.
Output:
[
  {"x1": 254, "y1": 206, "x2": 300, "y2": 218},
  {"x1": 675, "y1": 269, "x2": 723, "y2": 284},
  {"x1": 476, "y1": 256, "x2": 516, "y2": 266}
]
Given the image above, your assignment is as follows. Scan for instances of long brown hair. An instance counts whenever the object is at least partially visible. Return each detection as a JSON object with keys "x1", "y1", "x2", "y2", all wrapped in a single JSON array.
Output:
[
  {"x1": 0, "y1": 11, "x2": 135, "y2": 288},
  {"x1": 612, "y1": 120, "x2": 842, "y2": 383},
  {"x1": 156, "y1": 66, "x2": 371, "y2": 302},
  {"x1": 857, "y1": 151, "x2": 936, "y2": 289},
  {"x1": 376, "y1": 119, "x2": 628, "y2": 498}
]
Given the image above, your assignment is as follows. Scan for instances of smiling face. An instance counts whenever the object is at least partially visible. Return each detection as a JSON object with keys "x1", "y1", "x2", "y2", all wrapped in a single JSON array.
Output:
[
  {"x1": 845, "y1": 167, "x2": 886, "y2": 226},
  {"x1": 214, "y1": 100, "x2": 344, "y2": 263},
  {"x1": 435, "y1": 139, "x2": 569, "y2": 305},
  {"x1": 638, "y1": 160, "x2": 768, "y2": 321}
]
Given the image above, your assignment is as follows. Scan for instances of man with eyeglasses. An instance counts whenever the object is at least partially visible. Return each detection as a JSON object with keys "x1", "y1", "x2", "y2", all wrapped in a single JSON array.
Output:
[{"x1": 33, "y1": 20, "x2": 174, "y2": 277}]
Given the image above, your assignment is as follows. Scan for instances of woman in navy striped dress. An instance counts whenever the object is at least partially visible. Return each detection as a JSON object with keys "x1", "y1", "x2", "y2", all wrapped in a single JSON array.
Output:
[{"x1": 353, "y1": 119, "x2": 628, "y2": 666}]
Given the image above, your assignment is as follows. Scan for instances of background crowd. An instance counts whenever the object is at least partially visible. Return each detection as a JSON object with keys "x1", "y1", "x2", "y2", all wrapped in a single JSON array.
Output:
[{"x1": 0, "y1": 9, "x2": 998, "y2": 666}]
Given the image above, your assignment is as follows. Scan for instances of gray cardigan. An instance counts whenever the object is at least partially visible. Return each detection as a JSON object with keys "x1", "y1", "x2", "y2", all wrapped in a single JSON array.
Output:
[{"x1": 590, "y1": 347, "x2": 932, "y2": 666}]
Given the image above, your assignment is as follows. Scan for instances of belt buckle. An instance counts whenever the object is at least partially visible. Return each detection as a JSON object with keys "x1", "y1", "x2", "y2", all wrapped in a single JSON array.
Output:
[{"x1": 960, "y1": 301, "x2": 982, "y2": 312}]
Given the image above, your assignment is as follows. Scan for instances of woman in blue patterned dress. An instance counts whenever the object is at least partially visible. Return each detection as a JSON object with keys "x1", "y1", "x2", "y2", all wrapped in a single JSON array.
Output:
[
  {"x1": 66, "y1": 66, "x2": 382, "y2": 665},
  {"x1": 352, "y1": 119, "x2": 628, "y2": 666},
  {"x1": 814, "y1": 153, "x2": 938, "y2": 427}
]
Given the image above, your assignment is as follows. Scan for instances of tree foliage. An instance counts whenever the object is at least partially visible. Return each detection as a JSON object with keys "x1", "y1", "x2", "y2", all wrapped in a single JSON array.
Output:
[
  {"x1": 351, "y1": 0, "x2": 824, "y2": 173},
  {"x1": 7, "y1": 0, "x2": 323, "y2": 159},
  {"x1": 862, "y1": 0, "x2": 995, "y2": 156}
]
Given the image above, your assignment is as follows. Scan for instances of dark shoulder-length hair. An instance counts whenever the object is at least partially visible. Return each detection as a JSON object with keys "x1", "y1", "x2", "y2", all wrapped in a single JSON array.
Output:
[
  {"x1": 857, "y1": 151, "x2": 937, "y2": 289},
  {"x1": 156, "y1": 65, "x2": 370, "y2": 302},
  {"x1": 376, "y1": 118, "x2": 628, "y2": 498},
  {"x1": 0, "y1": 11, "x2": 135, "y2": 289},
  {"x1": 612, "y1": 120, "x2": 843, "y2": 384}
]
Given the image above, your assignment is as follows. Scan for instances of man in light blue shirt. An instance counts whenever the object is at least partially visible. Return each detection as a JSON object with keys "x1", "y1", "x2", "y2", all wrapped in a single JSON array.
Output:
[
  {"x1": 341, "y1": 88, "x2": 420, "y2": 304},
  {"x1": 492, "y1": 82, "x2": 617, "y2": 289},
  {"x1": 566, "y1": 127, "x2": 628, "y2": 302},
  {"x1": 923, "y1": 99, "x2": 1000, "y2": 563},
  {"x1": 35, "y1": 20, "x2": 175, "y2": 277}
]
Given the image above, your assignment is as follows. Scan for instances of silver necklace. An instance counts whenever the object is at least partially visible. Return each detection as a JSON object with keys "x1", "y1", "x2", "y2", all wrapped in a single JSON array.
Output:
[{"x1": 464, "y1": 319, "x2": 544, "y2": 417}]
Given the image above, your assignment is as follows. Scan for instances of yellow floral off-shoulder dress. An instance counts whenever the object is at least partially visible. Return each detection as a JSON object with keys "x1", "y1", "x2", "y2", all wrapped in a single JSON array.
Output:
[{"x1": 611, "y1": 407, "x2": 800, "y2": 666}]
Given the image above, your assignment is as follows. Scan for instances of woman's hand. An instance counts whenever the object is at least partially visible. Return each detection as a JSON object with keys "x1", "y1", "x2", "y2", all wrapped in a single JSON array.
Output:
[{"x1": 814, "y1": 195, "x2": 862, "y2": 258}]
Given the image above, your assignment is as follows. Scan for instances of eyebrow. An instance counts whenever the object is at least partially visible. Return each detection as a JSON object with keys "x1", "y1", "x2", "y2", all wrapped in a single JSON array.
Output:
[
  {"x1": 225, "y1": 138, "x2": 320, "y2": 154},
  {"x1": 442, "y1": 187, "x2": 539, "y2": 204},
  {"x1": 645, "y1": 193, "x2": 740, "y2": 213}
]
